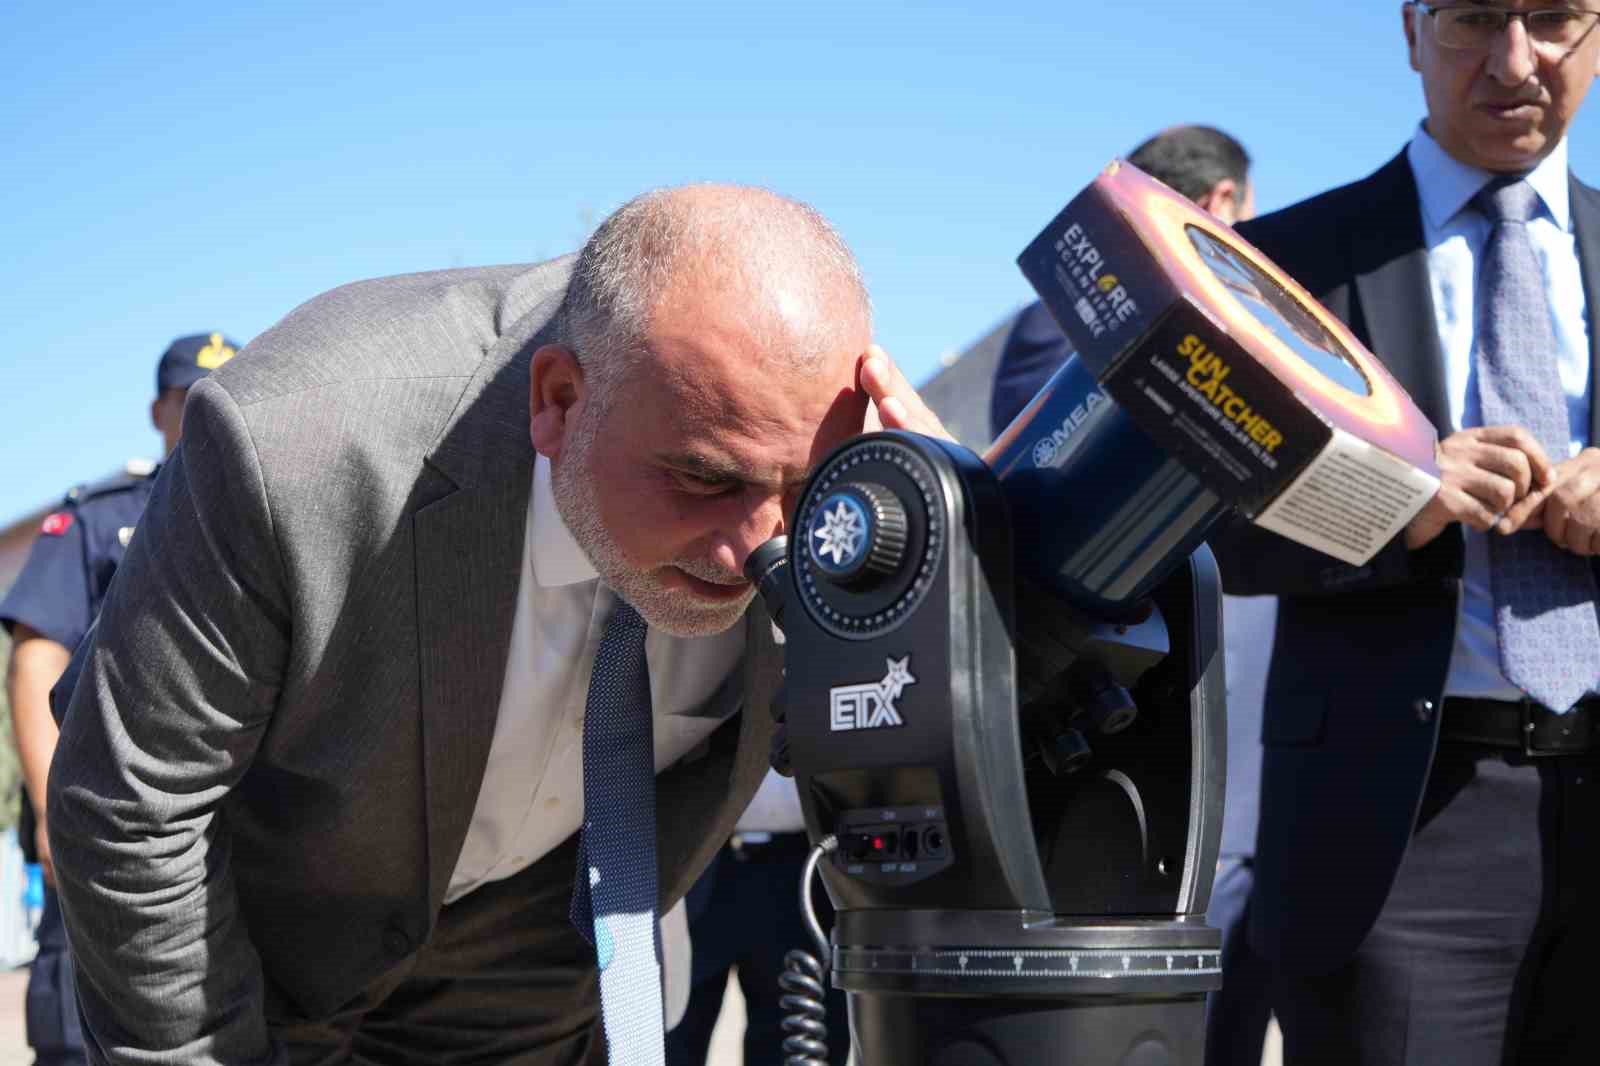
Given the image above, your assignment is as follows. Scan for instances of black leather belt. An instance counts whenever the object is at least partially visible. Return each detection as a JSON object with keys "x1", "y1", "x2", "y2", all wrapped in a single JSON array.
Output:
[{"x1": 1440, "y1": 696, "x2": 1598, "y2": 756}]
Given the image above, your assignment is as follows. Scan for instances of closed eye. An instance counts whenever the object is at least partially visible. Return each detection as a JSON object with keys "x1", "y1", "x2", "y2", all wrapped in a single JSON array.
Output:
[{"x1": 669, "y1": 469, "x2": 741, "y2": 496}]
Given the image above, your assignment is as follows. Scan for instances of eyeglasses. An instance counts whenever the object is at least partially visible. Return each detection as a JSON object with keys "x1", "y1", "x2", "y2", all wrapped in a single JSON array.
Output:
[{"x1": 1410, "y1": 3, "x2": 1600, "y2": 53}]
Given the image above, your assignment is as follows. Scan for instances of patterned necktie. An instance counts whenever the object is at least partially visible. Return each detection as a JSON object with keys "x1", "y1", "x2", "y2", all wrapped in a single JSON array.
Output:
[
  {"x1": 1474, "y1": 177, "x2": 1600, "y2": 712},
  {"x1": 571, "y1": 598, "x2": 664, "y2": 1064}
]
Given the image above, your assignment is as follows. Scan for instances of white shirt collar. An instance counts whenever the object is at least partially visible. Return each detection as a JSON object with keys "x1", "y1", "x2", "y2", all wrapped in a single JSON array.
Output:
[
  {"x1": 529, "y1": 454, "x2": 598, "y2": 587},
  {"x1": 1407, "y1": 123, "x2": 1571, "y2": 232}
]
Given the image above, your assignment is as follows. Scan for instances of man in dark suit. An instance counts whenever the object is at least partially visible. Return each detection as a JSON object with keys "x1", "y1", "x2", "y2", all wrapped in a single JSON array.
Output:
[
  {"x1": 1002, "y1": 7, "x2": 1600, "y2": 1064},
  {"x1": 1221, "y1": 5, "x2": 1600, "y2": 1062},
  {"x1": 46, "y1": 184, "x2": 944, "y2": 1066},
  {"x1": 990, "y1": 124, "x2": 1278, "y2": 1066}
]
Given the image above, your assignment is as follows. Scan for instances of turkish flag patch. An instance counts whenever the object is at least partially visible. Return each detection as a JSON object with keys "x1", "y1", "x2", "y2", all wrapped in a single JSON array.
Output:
[{"x1": 39, "y1": 512, "x2": 73, "y2": 537}]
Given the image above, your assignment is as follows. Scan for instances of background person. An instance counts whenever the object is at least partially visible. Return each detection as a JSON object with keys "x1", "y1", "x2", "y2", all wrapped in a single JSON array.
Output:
[
  {"x1": 989, "y1": 124, "x2": 1255, "y2": 436},
  {"x1": 0, "y1": 332, "x2": 238, "y2": 1066}
]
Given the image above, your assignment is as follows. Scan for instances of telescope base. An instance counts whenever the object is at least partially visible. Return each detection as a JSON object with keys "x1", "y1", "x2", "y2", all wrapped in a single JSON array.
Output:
[{"x1": 847, "y1": 991, "x2": 1206, "y2": 1066}]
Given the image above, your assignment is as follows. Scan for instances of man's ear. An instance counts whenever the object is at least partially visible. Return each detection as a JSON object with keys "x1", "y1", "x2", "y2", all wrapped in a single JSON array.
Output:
[
  {"x1": 529, "y1": 344, "x2": 584, "y2": 460},
  {"x1": 1196, "y1": 179, "x2": 1240, "y2": 224},
  {"x1": 1403, "y1": 3, "x2": 1423, "y2": 72}
]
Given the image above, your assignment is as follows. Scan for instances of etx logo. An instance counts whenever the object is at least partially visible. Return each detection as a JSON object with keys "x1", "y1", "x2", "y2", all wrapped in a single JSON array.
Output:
[{"x1": 830, "y1": 656, "x2": 917, "y2": 732}]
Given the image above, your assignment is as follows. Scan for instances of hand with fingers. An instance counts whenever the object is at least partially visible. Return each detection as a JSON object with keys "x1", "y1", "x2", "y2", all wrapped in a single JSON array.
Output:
[
  {"x1": 1404, "y1": 425, "x2": 1556, "y2": 550},
  {"x1": 1499, "y1": 447, "x2": 1600, "y2": 557},
  {"x1": 858, "y1": 345, "x2": 955, "y2": 441}
]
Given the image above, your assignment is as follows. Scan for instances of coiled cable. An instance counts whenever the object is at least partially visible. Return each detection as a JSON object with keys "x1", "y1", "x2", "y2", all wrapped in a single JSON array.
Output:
[{"x1": 778, "y1": 834, "x2": 837, "y2": 1066}]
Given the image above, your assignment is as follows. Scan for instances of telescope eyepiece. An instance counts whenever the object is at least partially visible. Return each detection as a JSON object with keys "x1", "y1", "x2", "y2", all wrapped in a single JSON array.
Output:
[{"x1": 745, "y1": 535, "x2": 791, "y2": 633}]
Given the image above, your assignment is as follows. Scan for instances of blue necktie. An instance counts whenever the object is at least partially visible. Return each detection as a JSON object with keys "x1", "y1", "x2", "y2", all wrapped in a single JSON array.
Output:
[
  {"x1": 571, "y1": 599, "x2": 664, "y2": 1064},
  {"x1": 1474, "y1": 177, "x2": 1600, "y2": 712}
]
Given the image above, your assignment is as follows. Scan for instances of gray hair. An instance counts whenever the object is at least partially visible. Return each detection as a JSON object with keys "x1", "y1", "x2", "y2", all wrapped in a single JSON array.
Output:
[{"x1": 556, "y1": 183, "x2": 871, "y2": 410}]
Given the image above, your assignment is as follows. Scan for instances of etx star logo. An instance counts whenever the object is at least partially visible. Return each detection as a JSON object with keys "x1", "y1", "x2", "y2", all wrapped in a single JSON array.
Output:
[
  {"x1": 830, "y1": 655, "x2": 918, "y2": 732},
  {"x1": 811, "y1": 495, "x2": 868, "y2": 570},
  {"x1": 879, "y1": 656, "x2": 915, "y2": 702}
]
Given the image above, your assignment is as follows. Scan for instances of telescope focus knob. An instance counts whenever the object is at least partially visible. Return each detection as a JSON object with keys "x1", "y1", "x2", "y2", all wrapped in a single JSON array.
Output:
[
  {"x1": 792, "y1": 435, "x2": 943, "y2": 638},
  {"x1": 806, "y1": 481, "x2": 909, "y2": 588}
]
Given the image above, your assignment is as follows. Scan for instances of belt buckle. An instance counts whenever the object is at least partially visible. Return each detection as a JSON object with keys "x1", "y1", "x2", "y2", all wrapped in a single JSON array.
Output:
[{"x1": 1521, "y1": 699, "x2": 1591, "y2": 757}]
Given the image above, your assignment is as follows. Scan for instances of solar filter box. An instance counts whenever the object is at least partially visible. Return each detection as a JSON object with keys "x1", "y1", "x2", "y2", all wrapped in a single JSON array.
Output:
[{"x1": 1017, "y1": 161, "x2": 1441, "y2": 566}]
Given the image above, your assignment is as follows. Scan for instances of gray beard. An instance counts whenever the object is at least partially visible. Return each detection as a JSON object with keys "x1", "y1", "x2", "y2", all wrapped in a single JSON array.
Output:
[{"x1": 550, "y1": 417, "x2": 754, "y2": 638}]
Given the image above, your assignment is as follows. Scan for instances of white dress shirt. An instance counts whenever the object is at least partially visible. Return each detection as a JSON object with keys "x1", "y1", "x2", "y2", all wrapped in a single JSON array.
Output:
[
  {"x1": 446, "y1": 456, "x2": 746, "y2": 903},
  {"x1": 1407, "y1": 127, "x2": 1595, "y2": 701},
  {"x1": 734, "y1": 770, "x2": 808, "y2": 836}
]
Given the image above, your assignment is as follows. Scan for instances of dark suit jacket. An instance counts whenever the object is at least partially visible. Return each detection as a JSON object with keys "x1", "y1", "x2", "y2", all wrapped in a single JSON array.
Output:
[
  {"x1": 1222, "y1": 152, "x2": 1600, "y2": 974},
  {"x1": 990, "y1": 151, "x2": 1600, "y2": 974},
  {"x1": 48, "y1": 259, "x2": 780, "y2": 1064},
  {"x1": 990, "y1": 299, "x2": 1077, "y2": 443}
]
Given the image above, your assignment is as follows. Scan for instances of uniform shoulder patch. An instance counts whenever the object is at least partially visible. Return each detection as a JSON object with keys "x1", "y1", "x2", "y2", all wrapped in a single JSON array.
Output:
[{"x1": 40, "y1": 512, "x2": 74, "y2": 537}]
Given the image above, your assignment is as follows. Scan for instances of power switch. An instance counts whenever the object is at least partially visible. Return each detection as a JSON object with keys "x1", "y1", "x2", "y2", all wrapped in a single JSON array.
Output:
[
  {"x1": 842, "y1": 827, "x2": 902, "y2": 862},
  {"x1": 832, "y1": 806, "x2": 951, "y2": 885}
]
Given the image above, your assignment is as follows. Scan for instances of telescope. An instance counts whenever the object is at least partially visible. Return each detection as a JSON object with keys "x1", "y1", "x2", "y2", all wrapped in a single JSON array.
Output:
[{"x1": 748, "y1": 161, "x2": 1441, "y2": 1065}]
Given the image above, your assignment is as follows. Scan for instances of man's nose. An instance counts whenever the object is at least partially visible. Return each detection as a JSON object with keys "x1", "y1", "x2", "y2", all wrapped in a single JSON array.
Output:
[
  {"x1": 708, "y1": 492, "x2": 787, "y2": 576},
  {"x1": 1487, "y1": 15, "x2": 1539, "y2": 84}
]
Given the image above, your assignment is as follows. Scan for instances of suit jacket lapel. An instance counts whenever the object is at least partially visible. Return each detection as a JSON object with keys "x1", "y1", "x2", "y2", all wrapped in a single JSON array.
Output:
[
  {"x1": 1351, "y1": 152, "x2": 1453, "y2": 433},
  {"x1": 414, "y1": 280, "x2": 566, "y2": 915},
  {"x1": 1570, "y1": 175, "x2": 1600, "y2": 446},
  {"x1": 1565, "y1": 174, "x2": 1600, "y2": 584}
]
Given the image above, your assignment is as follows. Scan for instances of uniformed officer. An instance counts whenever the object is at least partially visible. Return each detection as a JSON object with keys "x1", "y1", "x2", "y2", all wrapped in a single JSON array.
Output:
[{"x1": 0, "y1": 331, "x2": 238, "y2": 1066}]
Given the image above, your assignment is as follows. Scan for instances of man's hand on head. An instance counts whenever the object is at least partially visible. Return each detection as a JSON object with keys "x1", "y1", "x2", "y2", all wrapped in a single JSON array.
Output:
[
  {"x1": 1404, "y1": 425, "x2": 1555, "y2": 549},
  {"x1": 858, "y1": 346, "x2": 954, "y2": 441},
  {"x1": 1498, "y1": 447, "x2": 1600, "y2": 557}
]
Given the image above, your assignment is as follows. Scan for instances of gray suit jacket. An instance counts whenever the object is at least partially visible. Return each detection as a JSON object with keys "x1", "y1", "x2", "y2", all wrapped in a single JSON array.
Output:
[{"x1": 47, "y1": 258, "x2": 780, "y2": 1063}]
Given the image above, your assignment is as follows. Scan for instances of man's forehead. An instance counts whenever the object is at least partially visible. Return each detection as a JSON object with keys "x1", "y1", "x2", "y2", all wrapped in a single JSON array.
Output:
[
  {"x1": 631, "y1": 344, "x2": 861, "y2": 480},
  {"x1": 650, "y1": 372, "x2": 865, "y2": 473},
  {"x1": 641, "y1": 297, "x2": 864, "y2": 413}
]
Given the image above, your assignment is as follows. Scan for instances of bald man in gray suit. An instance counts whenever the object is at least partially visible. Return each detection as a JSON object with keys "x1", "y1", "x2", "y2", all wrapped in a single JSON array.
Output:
[{"x1": 47, "y1": 185, "x2": 945, "y2": 1066}]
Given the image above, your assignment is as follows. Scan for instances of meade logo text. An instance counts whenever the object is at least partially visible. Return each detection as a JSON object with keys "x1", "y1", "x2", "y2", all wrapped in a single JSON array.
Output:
[
  {"x1": 830, "y1": 656, "x2": 917, "y2": 732},
  {"x1": 1031, "y1": 385, "x2": 1111, "y2": 468}
]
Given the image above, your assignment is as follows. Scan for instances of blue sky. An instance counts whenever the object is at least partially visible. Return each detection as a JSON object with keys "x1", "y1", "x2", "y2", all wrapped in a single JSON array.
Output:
[{"x1": 4, "y1": 1, "x2": 1599, "y2": 522}]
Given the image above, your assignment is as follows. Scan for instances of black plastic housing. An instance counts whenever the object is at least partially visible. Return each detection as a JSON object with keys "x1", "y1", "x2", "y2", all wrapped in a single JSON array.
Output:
[{"x1": 766, "y1": 429, "x2": 1226, "y2": 1065}]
